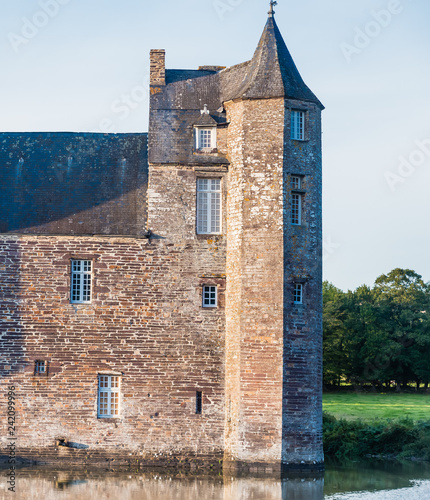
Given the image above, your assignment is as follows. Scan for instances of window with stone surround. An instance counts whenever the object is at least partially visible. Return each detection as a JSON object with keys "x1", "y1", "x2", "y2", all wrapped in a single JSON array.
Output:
[
  {"x1": 203, "y1": 285, "x2": 217, "y2": 308},
  {"x1": 294, "y1": 283, "x2": 303, "y2": 304},
  {"x1": 291, "y1": 110, "x2": 305, "y2": 141},
  {"x1": 197, "y1": 178, "x2": 221, "y2": 234},
  {"x1": 71, "y1": 260, "x2": 92, "y2": 304},
  {"x1": 98, "y1": 375, "x2": 120, "y2": 418}
]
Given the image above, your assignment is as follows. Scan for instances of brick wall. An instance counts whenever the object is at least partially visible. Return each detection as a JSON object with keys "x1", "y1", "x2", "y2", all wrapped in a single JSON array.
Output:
[
  {"x1": 224, "y1": 98, "x2": 285, "y2": 466},
  {"x1": 223, "y1": 96, "x2": 323, "y2": 468},
  {"x1": 282, "y1": 100, "x2": 323, "y2": 465},
  {"x1": 150, "y1": 50, "x2": 166, "y2": 87},
  {"x1": 0, "y1": 234, "x2": 225, "y2": 464}
]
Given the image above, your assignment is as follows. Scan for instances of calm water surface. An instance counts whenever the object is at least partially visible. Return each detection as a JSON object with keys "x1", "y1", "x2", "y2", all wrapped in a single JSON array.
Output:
[{"x1": 2, "y1": 461, "x2": 430, "y2": 500}]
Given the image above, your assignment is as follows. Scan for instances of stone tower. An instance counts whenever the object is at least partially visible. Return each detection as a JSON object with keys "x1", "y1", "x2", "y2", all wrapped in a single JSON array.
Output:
[{"x1": 223, "y1": 7, "x2": 324, "y2": 471}]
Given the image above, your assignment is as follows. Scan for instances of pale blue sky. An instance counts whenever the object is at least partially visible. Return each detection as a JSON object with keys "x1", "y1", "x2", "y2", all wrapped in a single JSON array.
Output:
[{"x1": 1, "y1": 0, "x2": 430, "y2": 291}]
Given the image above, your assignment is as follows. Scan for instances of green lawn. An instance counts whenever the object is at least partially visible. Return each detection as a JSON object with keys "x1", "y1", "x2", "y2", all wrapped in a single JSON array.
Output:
[{"x1": 323, "y1": 392, "x2": 430, "y2": 421}]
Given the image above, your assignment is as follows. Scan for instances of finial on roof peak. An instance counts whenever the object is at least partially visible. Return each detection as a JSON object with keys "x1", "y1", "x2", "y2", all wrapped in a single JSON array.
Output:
[
  {"x1": 201, "y1": 104, "x2": 210, "y2": 115},
  {"x1": 268, "y1": 0, "x2": 278, "y2": 17}
]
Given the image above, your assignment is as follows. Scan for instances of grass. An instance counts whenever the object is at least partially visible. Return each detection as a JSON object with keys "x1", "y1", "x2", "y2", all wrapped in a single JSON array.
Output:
[{"x1": 323, "y1": 392, "x2": 430, "y2": 421}]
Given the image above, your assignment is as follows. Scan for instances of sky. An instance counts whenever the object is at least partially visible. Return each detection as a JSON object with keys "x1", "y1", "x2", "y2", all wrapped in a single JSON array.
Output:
[{"x1": 1, "y1": 0, "x2": 430, "y2": 291}]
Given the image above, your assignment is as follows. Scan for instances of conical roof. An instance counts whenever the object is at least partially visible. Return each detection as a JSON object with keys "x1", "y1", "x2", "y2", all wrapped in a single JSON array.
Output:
[{"x1": 231, "y1": 15, "x2": 323, "y2": 108}]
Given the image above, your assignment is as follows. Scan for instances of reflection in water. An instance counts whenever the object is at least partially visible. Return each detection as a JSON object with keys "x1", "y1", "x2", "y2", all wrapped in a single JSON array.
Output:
[
  {"x1": 1, "y1": 469, "x2": 324, "y2": 500},
  {"x1": 1, "y1": 462, "x2": 430, "y2": 500},
  {"x1": 324, "y1": 459, "x2": 430, "y2": 496}
]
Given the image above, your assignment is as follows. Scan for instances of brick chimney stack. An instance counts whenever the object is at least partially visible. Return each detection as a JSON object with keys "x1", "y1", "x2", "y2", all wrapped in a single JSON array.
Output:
[{"x1": 150, "y1": 49, "x2": 166, "y2": 86}]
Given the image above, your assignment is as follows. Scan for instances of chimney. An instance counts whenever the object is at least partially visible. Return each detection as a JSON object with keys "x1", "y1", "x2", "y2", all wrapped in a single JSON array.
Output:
[{"x1": 150, "y1": 49, "x2": 166, "y2": 86}]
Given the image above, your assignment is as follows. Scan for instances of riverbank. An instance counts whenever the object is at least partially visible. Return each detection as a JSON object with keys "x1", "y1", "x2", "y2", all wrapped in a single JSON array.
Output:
[{"x1": 323, "y1": 412, "x2": 430, "y2": 461}]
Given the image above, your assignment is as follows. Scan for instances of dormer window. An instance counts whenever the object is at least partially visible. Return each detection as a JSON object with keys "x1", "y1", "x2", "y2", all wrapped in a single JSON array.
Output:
[{"x1": 194, "y1": 104, "x2": 217, "y2": 152}]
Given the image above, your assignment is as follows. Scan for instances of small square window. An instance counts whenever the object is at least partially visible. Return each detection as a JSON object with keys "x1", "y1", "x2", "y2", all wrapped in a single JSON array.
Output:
[
  {"x1": 203, "y1": 286, "x2": 217, "y2": 308},
  {"x1": 35, "y1": 360, "x2": 46, "y2": 375},
  {"x1": 291, "y1": 110, "x2": 305, "y2": 141},
  {"x1": 98, "y1": 375, "x2": 120, "y2": 418},
  {"x1": 71, "y1": 260, "x2": 92, "y2": 304},
  {"x1": 291, "y1": 176, "x2": 302, "y2": 190},
  {"x1": 294, "y1": 284, "x2": 303, "y2": 304}
]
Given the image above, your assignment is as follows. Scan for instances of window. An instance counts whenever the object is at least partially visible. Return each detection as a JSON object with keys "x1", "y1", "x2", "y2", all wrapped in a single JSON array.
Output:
[
  {"x1": 203, "y1": 286, "x2": 217, "y2": 308},
  {"x1": 199, "y1": 129, "x2": 212, "y2": 149},
  {"x1": 71, "y1": 260, "x2": 92, "y2": 303},
  {"x1": 196, "y1": 391, "x2": 202, "y2": 414},
  {"x1": 291, "y1": 110, "x2": 305, "y2": 140},
  {"x1": 98, "y1": 375, "x2": 120, "y2": 418},
  {"x1": 294, "y1": 284, "x2": 303, "y2": 304},
  {"x1": 196, "y1": 128, "x2": 216, "y2": 150},
  {"x1": 291, "y1": 176, "x2": 302, "y2": 190},
  {"x1": 291, "y1": 193, "x2": 302, "y2": 225},
  {"x1": 35, "y1": 360, "x2": 46, "y2": 375},
  {"x1": 197, "y1": 178, "x2": 221, "y2": 234}
]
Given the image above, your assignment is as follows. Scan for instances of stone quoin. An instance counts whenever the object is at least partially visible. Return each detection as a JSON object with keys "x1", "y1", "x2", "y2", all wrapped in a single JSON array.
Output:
[{"x1": 0, "y1": 4, "x2": 324, "y2": 474}]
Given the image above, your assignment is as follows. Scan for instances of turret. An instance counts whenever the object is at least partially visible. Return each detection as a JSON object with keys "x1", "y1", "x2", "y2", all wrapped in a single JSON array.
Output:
[{"x1": 223, "y1": 3, "x2": 324, "y2": 472}]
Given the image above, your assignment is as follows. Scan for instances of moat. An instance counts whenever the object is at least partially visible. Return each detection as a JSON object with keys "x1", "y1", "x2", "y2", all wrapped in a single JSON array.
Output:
[{"x1": 2, "y1": 461, "x2": 430, "y2": 499}]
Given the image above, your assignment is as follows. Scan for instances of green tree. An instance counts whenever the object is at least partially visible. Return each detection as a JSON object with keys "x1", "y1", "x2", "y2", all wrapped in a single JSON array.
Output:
[{"x1": 323, "y1": 281, "x2": 348, "y2": 387}]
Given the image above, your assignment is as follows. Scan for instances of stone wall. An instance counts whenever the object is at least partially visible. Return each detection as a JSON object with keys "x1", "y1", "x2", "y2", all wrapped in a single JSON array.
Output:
[
  {"x1": 224, "y1": 98, "x2": 285, "y2": 466},
  {"x1": 0, "y1": 233, "x2": 225, "y2": 464},
  {"x1": 223, "y1": 96, "x2": 323, "y2": 468},
  {"x1": 282, "y1": 100, "x2": 323, "y2": 465}
]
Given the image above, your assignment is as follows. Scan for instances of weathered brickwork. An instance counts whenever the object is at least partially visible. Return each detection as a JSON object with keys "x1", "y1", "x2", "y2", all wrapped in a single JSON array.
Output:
[
  {"x1": 224, "y1": 98, "x2": 285, "y2": 466},
  {"x1": 282, "y1": 99, "x2": 323, "y2": 466},
  {"x1": 0, "y1": 235, "x2": 225, "y2": 464},
  {"x1": 0, "y1": 10, "x2": 324, "y2": 471},
  {"x1": 150, "y1": 50, "x2": 166, "y2": 87}
]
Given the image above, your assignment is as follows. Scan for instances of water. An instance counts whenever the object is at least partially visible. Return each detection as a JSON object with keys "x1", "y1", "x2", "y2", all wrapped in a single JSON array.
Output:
[{"x1": 1, "y1": 461, "x2": 430, "y2": 499}]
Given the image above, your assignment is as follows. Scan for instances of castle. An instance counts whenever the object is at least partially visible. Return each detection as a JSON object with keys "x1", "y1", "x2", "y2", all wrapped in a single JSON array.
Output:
[{"x1": 0, "y1": 5, "x2": 324, "y2": 473}]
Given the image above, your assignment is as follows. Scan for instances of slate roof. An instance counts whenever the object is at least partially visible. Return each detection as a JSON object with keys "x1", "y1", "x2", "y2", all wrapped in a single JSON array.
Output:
[
  {"x1": 149, "y1": 13, "x2": 323, "y2": 165},
  {"x1": 224, "y1": 15, "x2": 324, "y2": 106},
  {"x1": 0, "y1": 133, "x2": 148, "y2": 236}
]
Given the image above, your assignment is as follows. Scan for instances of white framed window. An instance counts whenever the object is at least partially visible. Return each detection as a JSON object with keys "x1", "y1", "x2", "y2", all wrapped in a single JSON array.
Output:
[
  {"x1": 291, "y1": 110, "x2": 305, "y2": 141},
  {"x1": 71, "y1": 260, "x2": 92, "y2": 304},
  {"x1": 294, "y1": 283, "x2": 303, "y2": 304},
  {"x1": 197, "y1": 178, "x2": 221, "y2": 234},
  {"x1": 35, "y1": 360, "x2": 46, "y2": 375},
  {"x1": 196, "y1": 128, "x2": 217, "y2": 150},
  {"x1": 291, "y1": 175, "x2": 302, "y2": 190},
  {"x1": 203, "y1": 285, "x2": 217, "y2": 308},
  {"x1": 291, "y1": 193, "x2": 302, "y2": 225},
  {"x1": 98, "y1": 375, "x2": 120, "y2": 418}
]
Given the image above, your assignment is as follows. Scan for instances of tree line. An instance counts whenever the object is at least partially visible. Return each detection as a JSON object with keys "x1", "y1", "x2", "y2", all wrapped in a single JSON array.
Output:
[{"x1": 323, "y1": 268, "x2": 430, "y2": 390}]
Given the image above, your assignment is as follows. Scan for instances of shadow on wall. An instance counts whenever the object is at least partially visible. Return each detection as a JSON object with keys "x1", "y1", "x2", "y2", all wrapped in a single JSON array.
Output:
[
  {"x1": 0, "y1": 132, "x2": 148, "y2": 237},
  {"x1": 0, "y1": 239, "x2": 26, "y2": 375}
]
